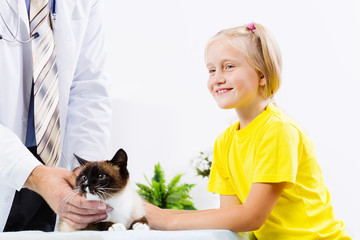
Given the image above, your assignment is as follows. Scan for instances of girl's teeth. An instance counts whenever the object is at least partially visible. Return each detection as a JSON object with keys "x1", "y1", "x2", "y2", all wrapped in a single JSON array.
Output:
[{"x1": 218, "y1": 89, "x2": 228, "y2": 93}]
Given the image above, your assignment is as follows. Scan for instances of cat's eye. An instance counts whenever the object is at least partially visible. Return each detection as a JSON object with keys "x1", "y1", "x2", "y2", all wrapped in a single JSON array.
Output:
[
  {"x1": 80, "y1": 175, "x2": 87, "y2": 181},
  {"x1": 98, "y1": 174, "x2": 106, "y2": 180}
]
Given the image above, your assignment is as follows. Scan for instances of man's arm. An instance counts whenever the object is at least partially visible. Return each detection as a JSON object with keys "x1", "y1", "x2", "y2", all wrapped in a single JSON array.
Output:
[{"x1": 0, "y1": 125, "x2": 41, "y2": 191}]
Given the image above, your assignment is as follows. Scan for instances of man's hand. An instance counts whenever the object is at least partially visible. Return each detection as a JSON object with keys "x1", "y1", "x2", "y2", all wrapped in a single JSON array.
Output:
[{"x1": 25, "y1": 165, "x2": 113, "y2": 229}]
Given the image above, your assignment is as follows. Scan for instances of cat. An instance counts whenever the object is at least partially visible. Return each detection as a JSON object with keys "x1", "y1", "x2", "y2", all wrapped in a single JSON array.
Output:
[{"x1": 58, "y1": 148, "x2": 149, "y2": 231}]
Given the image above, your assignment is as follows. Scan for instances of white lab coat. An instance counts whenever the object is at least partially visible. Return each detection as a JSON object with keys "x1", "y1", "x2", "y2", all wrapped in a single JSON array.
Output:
[{"x1": 0, "y1": 0, "x2": 111, "y2": 231}]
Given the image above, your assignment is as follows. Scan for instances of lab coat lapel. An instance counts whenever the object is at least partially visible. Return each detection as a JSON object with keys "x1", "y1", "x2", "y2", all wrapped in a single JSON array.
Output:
[
  {"x1": 0, "y1": 0, "x2": 33, "y2": 115},
  {"x1": 0, "y1": 0, "x2": 32, "y2": 42},
  {"x1": 0, "y1": 0, "x2": 30, "y2": 39},
  {"x1": 0, "y1": 1, "x2": 17, "y2": 30},
  {"x1": 52, "y1": 0, "x2": 79, "y2": 142},
  {"x1": 53, "y1": 0, "x2": 78, "y2": 82}
]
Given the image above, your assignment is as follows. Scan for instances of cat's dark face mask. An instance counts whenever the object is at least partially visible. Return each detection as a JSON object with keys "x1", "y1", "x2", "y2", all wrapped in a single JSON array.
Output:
[{"x1": 73, "y1": 149, "x2": 130, "y2": 200}]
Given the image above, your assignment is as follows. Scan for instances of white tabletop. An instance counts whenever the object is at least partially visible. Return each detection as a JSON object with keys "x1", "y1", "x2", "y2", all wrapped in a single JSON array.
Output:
[{"x1": 0, "y1": 229, "x2": 253, "y2": 240}]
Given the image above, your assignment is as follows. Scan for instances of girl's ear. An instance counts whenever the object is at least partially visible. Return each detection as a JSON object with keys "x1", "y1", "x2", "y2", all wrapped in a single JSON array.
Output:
[
  {"x1": 259, "y1": 75, "x2": 267, "y2": 86},
  {"x1": 74, "y1": 154, "x2": 89, "y2": 166}
]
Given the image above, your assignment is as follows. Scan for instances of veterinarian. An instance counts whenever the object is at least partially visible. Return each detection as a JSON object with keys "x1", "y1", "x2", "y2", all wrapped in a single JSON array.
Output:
[{"x1": 0, "y1": 0, "x2": 112, "y2": 231}]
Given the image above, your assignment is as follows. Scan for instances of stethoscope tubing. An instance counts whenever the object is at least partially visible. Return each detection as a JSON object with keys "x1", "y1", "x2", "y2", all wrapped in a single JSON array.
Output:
[{"x1": 0, "y1": 0, "x2": 55, "y2": 43}]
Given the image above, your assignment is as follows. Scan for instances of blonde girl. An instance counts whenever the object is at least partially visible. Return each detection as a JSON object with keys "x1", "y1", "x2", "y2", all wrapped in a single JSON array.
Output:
[{"x1": 144, "y1": 23, "x2": 351, "y2": 240}]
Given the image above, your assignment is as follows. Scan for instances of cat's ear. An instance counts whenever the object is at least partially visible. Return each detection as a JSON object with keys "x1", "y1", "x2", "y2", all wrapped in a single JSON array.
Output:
[
  {"x1": 110, "y1": 148, "x2": 128, "y2": 167},
  {"x1": 74, "y1": 154, "x2": 89, "y2": 166},
  {"x1": 110, "y1": 149, "x2": 129, "y2": 179}
]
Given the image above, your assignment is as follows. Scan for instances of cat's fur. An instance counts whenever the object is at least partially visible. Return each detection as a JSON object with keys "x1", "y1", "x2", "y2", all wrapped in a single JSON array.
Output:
[{"x1": 58, "y1": 148, "x2": 149, "y2": 231}]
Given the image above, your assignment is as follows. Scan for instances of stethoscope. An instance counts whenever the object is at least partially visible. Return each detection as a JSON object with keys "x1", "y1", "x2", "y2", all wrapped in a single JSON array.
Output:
[{"x1": 0, "y1": 0, "x2": 56, "y2": 44}]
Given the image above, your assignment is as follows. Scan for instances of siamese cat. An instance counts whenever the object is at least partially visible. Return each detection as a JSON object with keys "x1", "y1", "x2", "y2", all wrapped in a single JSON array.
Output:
[{"x1": 58, "y1": 149, "x2": 149, "y2": 231}]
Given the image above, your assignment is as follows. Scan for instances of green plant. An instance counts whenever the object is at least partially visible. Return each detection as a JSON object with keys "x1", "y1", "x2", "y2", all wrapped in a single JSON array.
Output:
[{"x1": 136, "y1": 163, "x2": 196, "y2": 210}]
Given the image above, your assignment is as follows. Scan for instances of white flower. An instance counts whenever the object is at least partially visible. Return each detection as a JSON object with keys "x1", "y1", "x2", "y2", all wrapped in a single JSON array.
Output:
[{"x1": 190, "y1": 149, "x2": 213, "y2": 177}]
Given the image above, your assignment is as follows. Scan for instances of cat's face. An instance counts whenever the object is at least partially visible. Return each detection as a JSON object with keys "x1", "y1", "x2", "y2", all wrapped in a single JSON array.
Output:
[{"x1": 74, "y1": 149, "x2": 129, "y2": 200}]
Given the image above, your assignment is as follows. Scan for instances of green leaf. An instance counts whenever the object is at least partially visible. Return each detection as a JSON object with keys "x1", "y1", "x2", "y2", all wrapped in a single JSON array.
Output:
[
  {"x1": 144, "y1": 175, "x2": 152, "y2": 187},
  {"x1": 167, "y1": 174, "x2": 182, "y2": 193},
  {"x1": 136, "y1": 183, "x2": 152, "y2": 193},
  {"x1": 153, "y1": 163, "x2": 165, "y2": 183}
]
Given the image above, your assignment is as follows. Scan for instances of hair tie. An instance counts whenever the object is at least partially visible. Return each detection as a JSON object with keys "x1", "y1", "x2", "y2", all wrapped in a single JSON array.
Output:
[{"x1": 247, "y1": 22, "x2": 256, "y2": 31}]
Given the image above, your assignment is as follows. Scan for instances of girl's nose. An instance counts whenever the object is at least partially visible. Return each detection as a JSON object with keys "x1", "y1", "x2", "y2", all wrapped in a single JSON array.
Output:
[{"x1": 213, "y1": 72, "x2": 226, "y2": 84}]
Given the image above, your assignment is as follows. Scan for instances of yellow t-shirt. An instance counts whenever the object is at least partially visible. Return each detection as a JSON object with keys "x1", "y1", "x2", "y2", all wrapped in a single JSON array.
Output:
[{"x1": 207, "y1": 103, "x2": 351, "y2": 240}]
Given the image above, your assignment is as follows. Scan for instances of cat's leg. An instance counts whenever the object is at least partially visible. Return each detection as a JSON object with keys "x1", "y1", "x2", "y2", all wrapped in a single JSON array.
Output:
[
  {"x1": 58, "y1": 220, "x2": 76, "y2": 232},
  {"x1": 108, "y1": 223, "x2": 127, "y2": 231},
  {"x1": 130, "y1": 216, "x2": 150, "y2": 230},
  {"x1": 132, "y1": 222, "x2": 150, "y2": 230},
  {"x1": 86, "y1": 221, "x2": 115, "y2": 231}
]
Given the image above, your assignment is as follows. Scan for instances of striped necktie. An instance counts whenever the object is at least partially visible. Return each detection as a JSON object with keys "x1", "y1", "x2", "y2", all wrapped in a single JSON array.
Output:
[{"x1": 30, "y1": 0, "x2": 61, "y2": 166}]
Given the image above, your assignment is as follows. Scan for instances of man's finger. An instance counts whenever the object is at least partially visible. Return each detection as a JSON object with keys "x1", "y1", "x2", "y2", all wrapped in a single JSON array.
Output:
[
  {"x1": 61, "y1": 201, "x2": 113, "y2": 215},
  {"x1": 70, "y1": 195, "x2": 108, "y2": 210},
  {"x1": 62, "y1": 217, "x2": 88, "y2": 230},
  {"x1": 63, "y1": 212, "x2": 108, "y2": 226}
]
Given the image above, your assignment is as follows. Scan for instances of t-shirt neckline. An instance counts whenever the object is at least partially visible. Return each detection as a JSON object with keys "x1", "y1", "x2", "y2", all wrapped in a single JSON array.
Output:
[{"x1": 235, "y1": 102, "x2": 275, "y2": 137}]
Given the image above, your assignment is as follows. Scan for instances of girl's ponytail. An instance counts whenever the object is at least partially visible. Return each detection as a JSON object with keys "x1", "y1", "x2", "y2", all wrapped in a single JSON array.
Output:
[{"x1": 253, "y1": 23, "x2": 282, "y2": 98}]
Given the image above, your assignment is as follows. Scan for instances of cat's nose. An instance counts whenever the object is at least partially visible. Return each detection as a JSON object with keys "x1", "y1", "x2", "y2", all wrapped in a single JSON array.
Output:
[{"x1": 81, "y1": 181, "x2": 89, "y2": 190}]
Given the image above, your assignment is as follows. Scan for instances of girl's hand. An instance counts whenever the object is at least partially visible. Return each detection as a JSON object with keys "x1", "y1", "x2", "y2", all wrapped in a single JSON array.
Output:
[
  {"x1": 25, "y1": 165, "x2": 113, "y2": 229},
  {"x1": 143, "y1": 201, "x2": 174, "y2": 230}
]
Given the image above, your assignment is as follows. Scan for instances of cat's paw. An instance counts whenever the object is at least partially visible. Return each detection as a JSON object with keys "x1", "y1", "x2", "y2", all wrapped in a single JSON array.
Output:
[
  {"x1": 132, "y1": 222, "x2": 150, "y2": 231},
  {"x1": 108, "y1": 223, "x2": 127, "y2": 231}
]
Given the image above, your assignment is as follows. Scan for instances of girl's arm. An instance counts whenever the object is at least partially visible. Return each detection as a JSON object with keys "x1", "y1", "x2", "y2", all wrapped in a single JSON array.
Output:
[
  {"x1": 144, "y1": 182, "x2": 286, "y2": 232},
  {"x1": 153, "y1": 194, "x2": 242, "y2": 215}
]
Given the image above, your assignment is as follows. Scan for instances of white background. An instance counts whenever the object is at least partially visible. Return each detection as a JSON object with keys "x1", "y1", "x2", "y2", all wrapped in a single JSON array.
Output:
[{"x1": 104, "y1": 0, "x2": 359, "y2": 237}]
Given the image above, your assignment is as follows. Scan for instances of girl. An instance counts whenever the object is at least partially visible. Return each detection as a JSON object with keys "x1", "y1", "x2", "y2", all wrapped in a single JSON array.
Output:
[{"x1": 144, "y1": 23, "x2": 351, "y2": 239}]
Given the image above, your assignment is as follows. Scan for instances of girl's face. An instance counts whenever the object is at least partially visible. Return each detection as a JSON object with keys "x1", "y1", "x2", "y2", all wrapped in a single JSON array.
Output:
[{"x1": 206, "y1": 39, "x2": 266, "y2": 111}]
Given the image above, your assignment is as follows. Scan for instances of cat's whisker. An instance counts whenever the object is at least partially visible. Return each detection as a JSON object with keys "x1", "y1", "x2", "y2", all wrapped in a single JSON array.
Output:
[
  {"x1": 97, "y1": 189, "x2": 110, "y2": 199},
  {"x1": 99, "y1": 193, "x2": 106, "y2": 202},
  {"x1": 93, "y1": 184, "x2": 102, "y2": 190},
  {"x1": 66, "y1": 191, "x2": 81, "y2": 213},
  {"x1": 60, "y1": 191, "x2": 77, "y2": 207},
  {"x1": 101, "y1": 189, "x2": 112, "y2": 195},
  {"x1": 95, "y1": 190, "x2": 107, "y2": 202},
  {"x1": 101, "y1": 191, "x2": 112, "y2": 198},
  {"x1": 59, "y1": 191, "x2": 78, "y2": 213},
  {"x1": 97, "y1": 188, "x2": 113, "y2": 196},
  {"x1": 99, "y1": 187, "x2": 121, "y2": 191}
]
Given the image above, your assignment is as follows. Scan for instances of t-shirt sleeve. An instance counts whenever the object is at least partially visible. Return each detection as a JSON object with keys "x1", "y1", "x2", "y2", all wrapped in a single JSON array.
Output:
[
  {"x1": 207, "y1": 134, "x2": 236, "y2": 195},
  {"x1": 253, "y1": 122, "x2": 300, "y2": 188}
]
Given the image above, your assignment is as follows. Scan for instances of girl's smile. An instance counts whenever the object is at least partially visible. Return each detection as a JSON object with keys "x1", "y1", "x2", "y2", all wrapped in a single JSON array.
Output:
[{"x1": 215, "y1": 88, "x2": 233, "y2": 96}]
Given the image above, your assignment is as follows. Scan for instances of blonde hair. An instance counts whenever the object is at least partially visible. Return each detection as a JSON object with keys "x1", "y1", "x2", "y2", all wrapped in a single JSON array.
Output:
[{"x1": 205, "y1": 23, "x2": 282, "y2": 98}]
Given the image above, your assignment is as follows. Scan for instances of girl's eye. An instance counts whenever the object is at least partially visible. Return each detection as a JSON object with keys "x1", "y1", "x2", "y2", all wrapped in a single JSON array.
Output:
[
  {"x1": 98, "y1": 174, "x2": 106, "y2": 180},
  {"x1": 208, "y1": 69, "x2": 216, "y2": 75},
  {"x1": 225, "y1": 64, "x2": 234, "y2": 70}
]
